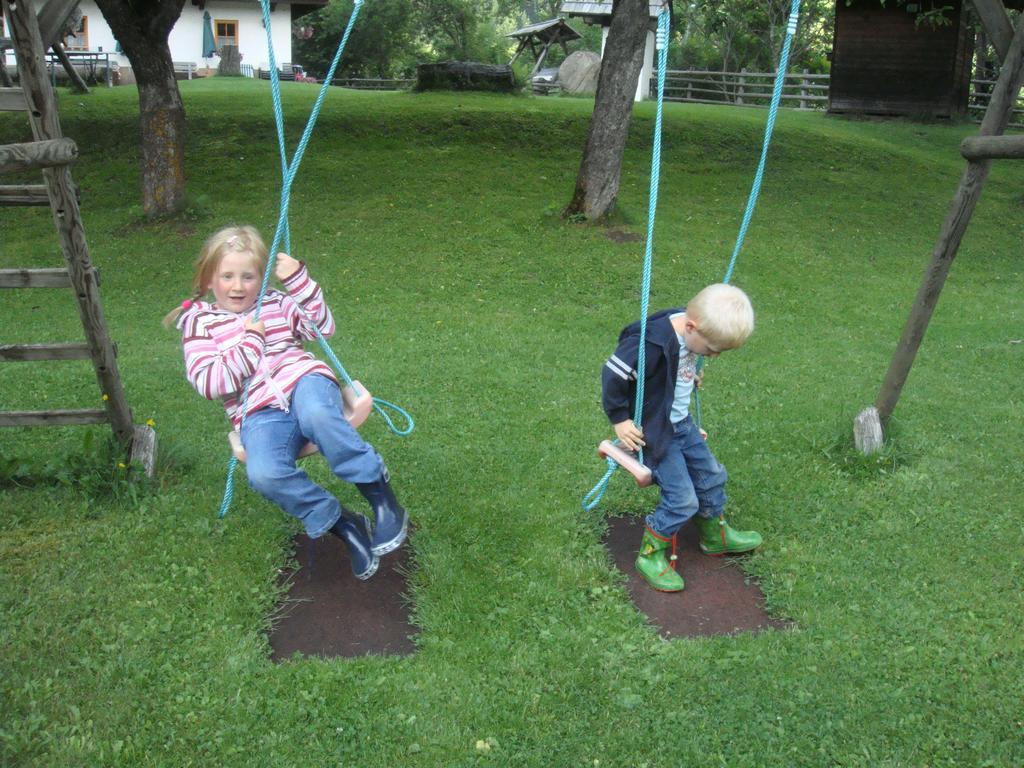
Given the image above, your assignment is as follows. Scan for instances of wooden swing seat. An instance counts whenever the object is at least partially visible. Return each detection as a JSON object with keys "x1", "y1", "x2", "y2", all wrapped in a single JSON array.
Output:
[
  {"x1": 598, "y1": 439, "x2": 653, "y2": 487},
  {"x1": 228, "y1": 380, "x2": 373, "y2": 463}
]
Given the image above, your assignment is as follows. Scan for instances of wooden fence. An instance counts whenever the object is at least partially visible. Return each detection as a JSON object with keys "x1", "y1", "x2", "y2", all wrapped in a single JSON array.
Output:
[
  {"x1": 658, "y1": 68, "x2": 830, "y2": 110},
  {"x1": 657, "y1": 69, "x2": 1024, "y2": 128},
  {"x1": 242, "y1": 66, "x2": 1024, "y2": 126},
  {"x1": 331, "y1": 77, "x2": 414, "y2": 90}
]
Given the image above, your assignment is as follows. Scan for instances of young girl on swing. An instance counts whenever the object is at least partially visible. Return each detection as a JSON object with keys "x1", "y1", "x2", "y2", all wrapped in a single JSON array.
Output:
[{"x1": 164, "y1": 225, "x2": 407, "y2": 581}]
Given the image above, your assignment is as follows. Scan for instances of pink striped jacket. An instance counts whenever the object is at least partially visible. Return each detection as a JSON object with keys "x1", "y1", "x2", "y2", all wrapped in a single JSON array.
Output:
[{"x1": 177, "y1": 264, "x2": 337, "y2": 426}]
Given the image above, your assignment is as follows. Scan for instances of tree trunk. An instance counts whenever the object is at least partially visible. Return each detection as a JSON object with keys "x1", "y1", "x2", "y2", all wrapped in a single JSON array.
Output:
[
  {"x1": 93, "y1": 0, "x2": 187, "y2": 218},
  {"x1": 564, "y1": 0, "x2": 651, "y2": 221},
  {"x1": 138, "y1": 66, "x2": 186, "y2": 217}
]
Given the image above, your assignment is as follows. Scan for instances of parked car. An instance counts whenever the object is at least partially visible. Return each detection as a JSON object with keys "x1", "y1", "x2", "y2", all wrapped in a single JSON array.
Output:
[{"x1": 530, "y1": 67, "x2": 560, "y2": 95}]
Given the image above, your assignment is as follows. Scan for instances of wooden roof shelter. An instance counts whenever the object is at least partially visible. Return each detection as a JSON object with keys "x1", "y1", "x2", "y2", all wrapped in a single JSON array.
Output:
[
  {"x1": 559, "y1": 1, "x2": 666, "y2": 26},
  {"x1": 507, "y1": 18, "x2": 581, "y2": 76}
]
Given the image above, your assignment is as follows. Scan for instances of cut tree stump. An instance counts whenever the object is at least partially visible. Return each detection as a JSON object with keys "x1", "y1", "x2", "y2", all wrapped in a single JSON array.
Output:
[{"x1": 416, "y1": 61, "x2": 516, "y2": 92}]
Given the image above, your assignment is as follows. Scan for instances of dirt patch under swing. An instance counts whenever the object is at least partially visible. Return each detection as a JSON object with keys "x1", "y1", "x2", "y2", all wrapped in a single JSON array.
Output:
[{"x1": 604, "y1": 515, "x2": 787, "y2": 638}]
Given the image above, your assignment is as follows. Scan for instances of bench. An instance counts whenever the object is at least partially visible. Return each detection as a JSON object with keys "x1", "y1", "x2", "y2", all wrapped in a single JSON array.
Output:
[
  {"x1": 173, "y1": 61, "x2": 197, "y2": 80},
  {"x1": 258, "y1": 63, "x2": 301, "y2": 82}
]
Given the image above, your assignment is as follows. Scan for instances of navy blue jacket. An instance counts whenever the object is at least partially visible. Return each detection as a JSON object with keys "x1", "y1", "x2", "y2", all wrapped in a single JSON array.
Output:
[{"x1": 601, "y1": 308, "x2": 684, "y2": 469}]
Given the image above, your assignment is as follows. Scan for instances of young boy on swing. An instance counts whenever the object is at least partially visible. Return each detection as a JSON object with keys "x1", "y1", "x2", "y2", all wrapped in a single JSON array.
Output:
[{"x1": 601, "y1": 283, "x2": 762, "y2": 592}]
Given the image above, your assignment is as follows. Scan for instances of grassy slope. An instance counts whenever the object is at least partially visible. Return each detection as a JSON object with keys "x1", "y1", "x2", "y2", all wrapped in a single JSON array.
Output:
[{"x1": 1, "y1": 79, "x2": 1022, "y2": 767}]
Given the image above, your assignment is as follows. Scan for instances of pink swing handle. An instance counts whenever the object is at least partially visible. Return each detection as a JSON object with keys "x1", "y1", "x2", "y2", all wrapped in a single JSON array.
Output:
[
  {"x1": 227, "y1": 380, "x2": 375, "y2": 463},
  {"x1": 598, "y1": 439, "x2": 653, "y2": 487}
]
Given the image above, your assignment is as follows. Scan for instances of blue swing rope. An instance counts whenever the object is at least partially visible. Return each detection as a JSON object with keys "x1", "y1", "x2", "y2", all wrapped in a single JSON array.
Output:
[
  {"x1": 218, "y1": 0, "x2": 413, "y2": 519},
  {"x1": 583, "y1": 0, "x2": 801, "y2": 511},
  {"x1": 582, "y1": 8, "x2": 671, "y2": 513},
  {"x1": 692, "y1": 0, "x2": 801, "y2": 430}
]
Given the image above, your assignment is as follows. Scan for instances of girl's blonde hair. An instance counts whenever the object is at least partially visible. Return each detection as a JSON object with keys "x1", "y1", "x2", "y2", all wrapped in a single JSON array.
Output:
[{"x1": 163, "y1": 225, "x2": 269, "y2": 327}]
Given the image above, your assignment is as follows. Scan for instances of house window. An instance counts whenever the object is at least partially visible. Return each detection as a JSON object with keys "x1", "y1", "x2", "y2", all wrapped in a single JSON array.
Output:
[
  {"x1": 215, "y1": 20, "x2": 238, "y2": 52},
  {"x1": 64, "y1": 16, "x2": 88, "y2": 50}
]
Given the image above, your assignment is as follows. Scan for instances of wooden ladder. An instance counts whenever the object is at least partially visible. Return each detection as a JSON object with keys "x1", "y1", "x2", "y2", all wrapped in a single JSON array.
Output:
[{"x1": 0, "y1": 0, "x2": 156, "y2": 473}]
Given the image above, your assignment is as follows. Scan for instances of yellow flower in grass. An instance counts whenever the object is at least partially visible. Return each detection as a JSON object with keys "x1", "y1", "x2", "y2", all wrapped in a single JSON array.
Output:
[{"x1": 145, "y1": 418, "x2": 156, "y2": 427}]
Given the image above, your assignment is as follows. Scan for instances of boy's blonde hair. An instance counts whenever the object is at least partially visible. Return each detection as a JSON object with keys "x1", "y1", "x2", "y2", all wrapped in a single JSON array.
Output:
[
  {"x1": 686, "y1": 283, "x2": 754, "y2": 351},
  {"x1": 163, "y1": 225, "x2": 268, "y2": 326}
]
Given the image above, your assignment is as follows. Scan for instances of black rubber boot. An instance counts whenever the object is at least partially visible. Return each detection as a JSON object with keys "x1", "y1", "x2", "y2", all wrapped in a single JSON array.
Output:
[
  {"x1": 328, "y1": 507, "x2": 379, "y2": 580},
  {"x1": 356, "y1": 472, "x2": 408, "y2": 556}
]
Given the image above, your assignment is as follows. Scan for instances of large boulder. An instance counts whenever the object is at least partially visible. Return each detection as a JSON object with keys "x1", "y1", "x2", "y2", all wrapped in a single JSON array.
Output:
[
  {"x1": 558, "y1": 51, "x2": 601, "y2": 95},
  {"x1": 416, "y1": 61, "x2": 516, "y2": 93}
]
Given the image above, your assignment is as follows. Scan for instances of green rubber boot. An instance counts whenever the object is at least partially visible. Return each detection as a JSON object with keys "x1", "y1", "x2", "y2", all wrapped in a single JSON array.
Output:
[
  {"x1": 635, "y1": 527, "x2": 685, "y2": 592},
  {"x1": 694, "y1": 515, "x2": 762, "y2": 556}
]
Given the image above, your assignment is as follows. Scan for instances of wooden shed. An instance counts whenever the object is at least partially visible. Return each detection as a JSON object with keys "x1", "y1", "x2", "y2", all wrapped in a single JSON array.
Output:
[{"x1": 828, "y1": 0, "x2": 974, "y2": 119}]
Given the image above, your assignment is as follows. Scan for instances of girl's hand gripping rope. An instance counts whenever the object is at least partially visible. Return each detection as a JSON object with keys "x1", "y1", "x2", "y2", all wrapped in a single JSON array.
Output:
[{"x1": 274, "y1": 252, "x2": 302, "y2": 282}]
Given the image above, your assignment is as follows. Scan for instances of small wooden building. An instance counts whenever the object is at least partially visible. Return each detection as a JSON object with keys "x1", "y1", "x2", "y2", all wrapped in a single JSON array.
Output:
[{"x1": 829, "y1": 0, "x2": 974, "y2": 119}]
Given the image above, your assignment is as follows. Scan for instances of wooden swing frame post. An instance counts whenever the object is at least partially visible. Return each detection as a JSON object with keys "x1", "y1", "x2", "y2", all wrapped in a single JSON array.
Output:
[{"x1": 855, "y1": 5, "x2": 1024, "y2": 453}]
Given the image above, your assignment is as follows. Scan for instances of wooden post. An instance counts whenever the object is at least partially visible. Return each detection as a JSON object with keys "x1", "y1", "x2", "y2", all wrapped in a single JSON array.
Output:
[
  {"x1": 35, "y1": 0, "x2": 82, "y2": 49},
  {"x1": 508, "y1": 39, "x2": 527, "y2": 67},
  {"x1": 3, "y1": 0, "x2": 135, "y2": 446},
  {"x1": 130, "y1": 424, "x2": 158, "y2": 478},
  {"x1": 0, "y1": 183, "x2": 60, "y2": 206},
  {"x1": 854, "y1": 407, "x2": 884, "y2": 455},
  {"x1": 972, "y1": 0, "x2": 1013, "y2": 63},
  {"x1": 737, "y1": 67, "x2": 746, "y2": 105},
  {"x1": 51, "y1": 42, "x2": 90, "y2": 94},
  {"x1": 800, "y1": 69, "x2": 809, "y2": 110},
  {"x1": 0, "y1": 267, "x2": 72, "y2": 287},
  {"x1": 0, "y1": 137, "x2": 77, "y2": 173},
  {"x1": 872, "y1": 17, "x2": 1024, "y2": 426},
  {"x1": 960, "y1": 134, "x2": 1024, "y2": 160},
  {"x1": 532, "y1": 41, "x2": 552, "y2": 77}
]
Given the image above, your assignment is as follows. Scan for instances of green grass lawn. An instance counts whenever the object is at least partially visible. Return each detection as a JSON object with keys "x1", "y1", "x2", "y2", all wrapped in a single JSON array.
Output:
[{"x1": 2, "y1": 78, "x2": 1022, "y2": 767}]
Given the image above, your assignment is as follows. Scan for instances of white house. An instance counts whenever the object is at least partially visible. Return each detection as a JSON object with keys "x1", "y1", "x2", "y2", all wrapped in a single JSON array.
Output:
[
  {"x1": 3, "y1": 1, "x2": 325, "y2": 81},
  {"x1": 560, "y1": 0, "x2": 666, "y2": 101}
]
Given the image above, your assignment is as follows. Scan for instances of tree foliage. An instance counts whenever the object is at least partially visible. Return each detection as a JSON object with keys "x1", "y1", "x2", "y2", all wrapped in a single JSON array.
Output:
[
  {"x1": 293, "y1": 0, "x2": 417, "y2": 78},
  {"x1": 673, "y1": 0, "x2": 835, "y2": 73},
  {"x1": 294, "y1": 0, "x2": 527, "y2": 78},
  {"x1": 293, "y1": 0, "x2": 838, "y2": 80}
]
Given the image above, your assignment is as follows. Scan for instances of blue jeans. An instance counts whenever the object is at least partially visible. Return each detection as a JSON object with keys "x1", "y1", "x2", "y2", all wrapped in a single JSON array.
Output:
[
  {"x1": 647, "y1": 416, "x2": 727, "y2": 537},
  {"x1": 241, "y1": 374, "x2": 384, "y2": 538}
]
